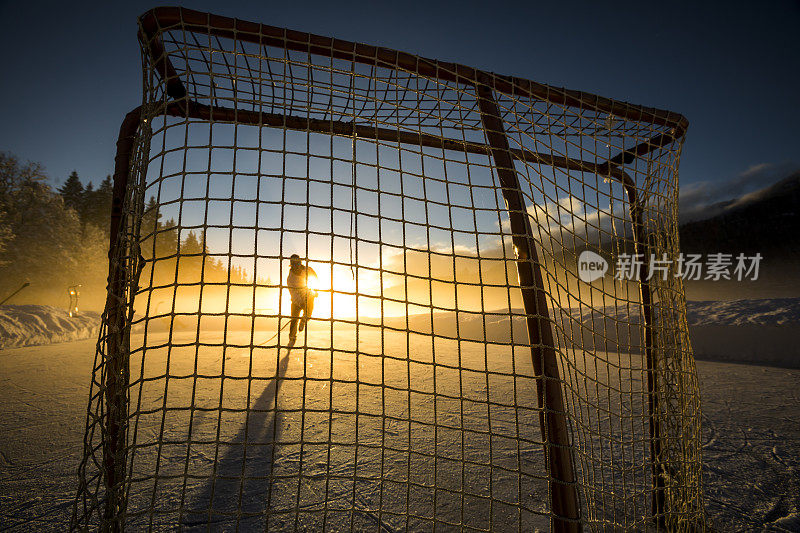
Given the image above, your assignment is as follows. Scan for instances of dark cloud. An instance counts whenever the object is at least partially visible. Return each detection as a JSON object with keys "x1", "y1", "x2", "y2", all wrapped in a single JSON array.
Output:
[{"x1": 679, "y1": 162, "x2": 799, "y2": 222}]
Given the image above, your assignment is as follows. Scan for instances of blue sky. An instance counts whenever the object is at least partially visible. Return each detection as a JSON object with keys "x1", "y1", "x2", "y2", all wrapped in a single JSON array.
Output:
[{"x1": 0, "y1": 0, "x2": 797, "y2": 210}]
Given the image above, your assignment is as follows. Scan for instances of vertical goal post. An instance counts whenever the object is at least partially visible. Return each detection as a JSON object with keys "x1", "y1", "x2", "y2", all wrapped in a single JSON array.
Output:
[{"x1": 72, "y1": 7, "x2": 705, "y2": 531}]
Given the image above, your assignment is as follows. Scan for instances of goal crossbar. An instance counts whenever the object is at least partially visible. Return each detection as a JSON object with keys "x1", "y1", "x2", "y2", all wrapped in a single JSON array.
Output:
[{"x1": 139, "y1": 7, "x2": 689, "y2": 137}]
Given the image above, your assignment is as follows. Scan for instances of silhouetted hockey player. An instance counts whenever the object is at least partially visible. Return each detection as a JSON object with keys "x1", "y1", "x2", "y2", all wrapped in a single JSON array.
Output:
[{"x1": 287, "y1": 254, "x2": 318, "y2": 342}]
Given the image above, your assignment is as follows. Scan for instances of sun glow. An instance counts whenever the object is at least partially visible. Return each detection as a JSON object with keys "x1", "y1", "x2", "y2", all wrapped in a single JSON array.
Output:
[{"x1": 278, "y1": 263, "x2": 386, "y2": 319}]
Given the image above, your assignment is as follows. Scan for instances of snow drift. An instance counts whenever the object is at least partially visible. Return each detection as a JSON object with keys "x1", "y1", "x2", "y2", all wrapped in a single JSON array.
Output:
[
  {"x1": 388, "y1": 297, "x2": 800, "y2": 368},
  {"x1": 0, "y1": 305, "x2": 100, "y2": 349}
]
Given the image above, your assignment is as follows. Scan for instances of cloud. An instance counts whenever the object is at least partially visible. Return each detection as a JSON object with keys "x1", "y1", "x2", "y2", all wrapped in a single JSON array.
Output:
[
  {"x1": 679, "y1": 162, "x2": 798, "y2": 222},
  {"x1": 520, "y1": 194, "x2": 628, "y2": 249}
]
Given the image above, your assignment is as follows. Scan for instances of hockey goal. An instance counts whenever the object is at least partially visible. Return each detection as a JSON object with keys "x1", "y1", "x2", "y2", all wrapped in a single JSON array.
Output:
[{"x1": 72, "y1": 7, "x2": 705, "y2": 531}]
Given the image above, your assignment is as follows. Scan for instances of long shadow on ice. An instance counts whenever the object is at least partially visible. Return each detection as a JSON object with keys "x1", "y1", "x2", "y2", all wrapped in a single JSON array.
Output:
[{"x1": 182, "y1": 347, "x2": 292, "y2": 530}]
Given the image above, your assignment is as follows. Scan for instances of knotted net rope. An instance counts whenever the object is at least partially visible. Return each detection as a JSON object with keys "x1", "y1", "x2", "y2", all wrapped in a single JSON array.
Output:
[{"x1": 72, "y1": 7, "x2": 705, "y2": 531}]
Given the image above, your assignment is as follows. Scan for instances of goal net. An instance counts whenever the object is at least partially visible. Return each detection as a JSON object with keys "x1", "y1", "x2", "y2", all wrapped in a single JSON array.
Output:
[{"x1": 72, "y1": 7, "x2": 705, "y2": 531}]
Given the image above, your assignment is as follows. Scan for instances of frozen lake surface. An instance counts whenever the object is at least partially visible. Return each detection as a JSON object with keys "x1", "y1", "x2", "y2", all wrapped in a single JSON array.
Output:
[{"x1": 0, "y1": 328, "x2": 798, "y2": 531}]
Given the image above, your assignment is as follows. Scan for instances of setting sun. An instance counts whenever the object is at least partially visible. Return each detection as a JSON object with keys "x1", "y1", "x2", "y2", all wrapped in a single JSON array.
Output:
[{"x1": 278, "y1": 262, "x2": 386, "y2": 319}]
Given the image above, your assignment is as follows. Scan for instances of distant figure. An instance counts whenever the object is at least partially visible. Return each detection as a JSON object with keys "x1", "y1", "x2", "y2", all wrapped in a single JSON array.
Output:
[{"x1": 287, "y1": 254, "x2": 317, "y2": 342}]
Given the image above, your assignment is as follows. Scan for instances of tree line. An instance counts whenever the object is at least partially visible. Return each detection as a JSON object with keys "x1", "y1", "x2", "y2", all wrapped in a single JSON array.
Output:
[
  {"x1": 0, "y1": 152, "x2": 109, "y2": 308},
  {"x1": 139, "y1": 196, "x2": 254, "y2": 287},
  {"x1": 0, "y1": 151, "x2": 253, "y2": 310},
  {"x1": 57, "y1": 170, "x2": 113, "y2": 233}
]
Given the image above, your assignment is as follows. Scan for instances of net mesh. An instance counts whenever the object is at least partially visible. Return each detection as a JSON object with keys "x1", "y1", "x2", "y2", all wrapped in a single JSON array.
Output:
[{"x1": 72, "y1": 7, "x2": 705, "y2": 531}]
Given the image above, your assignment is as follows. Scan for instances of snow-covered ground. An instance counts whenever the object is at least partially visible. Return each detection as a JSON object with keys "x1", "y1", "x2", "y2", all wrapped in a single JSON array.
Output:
[
  {"x1": 1, "y1": 300, "x2": 799, "y2": 531},
  {"x1": 0, "y1": 305, "x2": 99, "y2": 349}
]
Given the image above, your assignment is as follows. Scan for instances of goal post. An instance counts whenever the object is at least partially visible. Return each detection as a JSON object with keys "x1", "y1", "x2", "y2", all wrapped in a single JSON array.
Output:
[{"x1": 72, "y1": 7, "x2": 705, "y2": 531}]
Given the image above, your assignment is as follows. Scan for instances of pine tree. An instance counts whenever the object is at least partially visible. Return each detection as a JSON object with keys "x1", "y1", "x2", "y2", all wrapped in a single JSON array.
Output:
[
  {"x1": 0, "y1": 210, "x2": 12, "y2": 265},
  {"x1": 58, "y1": 171, "x2": 84, "y2": 213},
  {"x1": 140, "y1": 197, "x2": 161, "y2": 259},
  {"x1": 181, "y1": 231, "x2": 203, "y2": 255},
  {"x1": 178, "y1": 230, "x2": 205, "y2": 283},
  {"x1": 80, "y1": 182, "x2": 95, "y2": 230},
  {"x1": 89, "y1": 175, "x2": 113, "y2": 231},
  {"x1": 157, "y1": 218, "x2": 179, "y2": 257}
]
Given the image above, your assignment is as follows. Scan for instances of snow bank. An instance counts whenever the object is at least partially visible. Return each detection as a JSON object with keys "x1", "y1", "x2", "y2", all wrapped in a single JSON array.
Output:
[
  {"x1": 685, "y1": 298, "x2": 800, "y2": 368},
  {"x1": 390, "y1": 298, "x2": 800, "y2": 368},
  {"x1": 565, "y1": 298, "x2": 800, "y2": 368},
  {"x1": 765, "y1": 512, "x2": 800, "y2": 532},
  {"x1": 686, "y1": 297, "x2": 800, "y2": 326},
  {"x1": 558, "y1": 298, "x2": 800, "y2": 368},
  {"x1": 0, "y1": 305, "x2": 100, "y2": 349}
]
